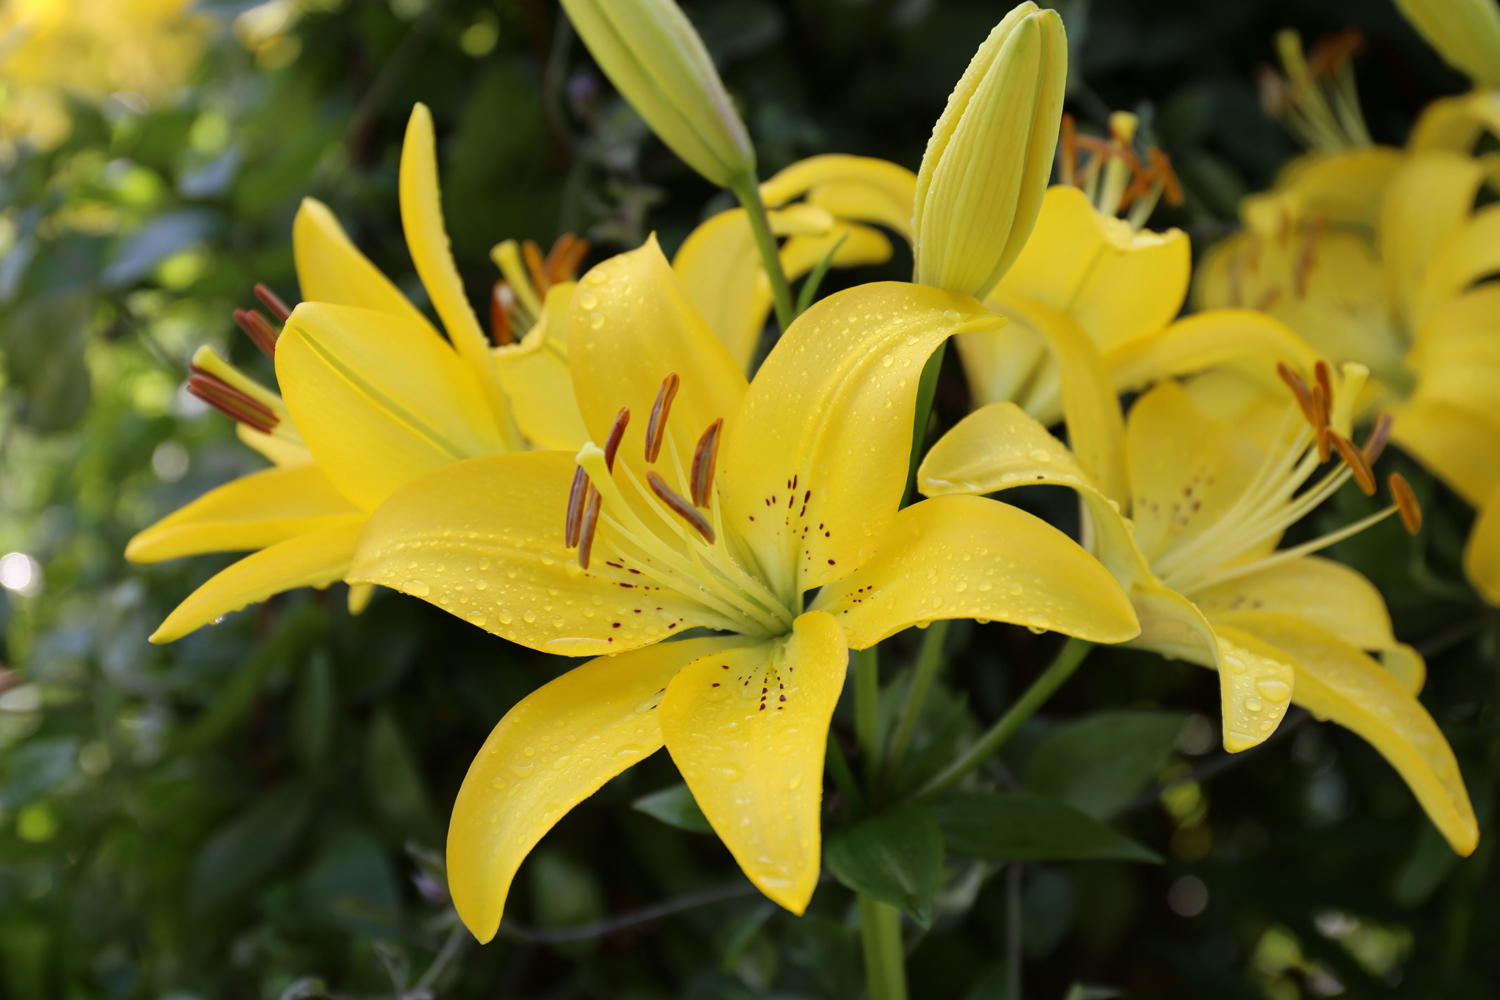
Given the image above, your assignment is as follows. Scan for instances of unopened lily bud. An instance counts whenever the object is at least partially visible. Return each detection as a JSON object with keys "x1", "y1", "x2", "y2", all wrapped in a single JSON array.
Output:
[
  {"x1": 1394, "y1": 0, "x2": 1500, "y2": 88},
  {"x1": 560, "y1": 0, "x2": 755, "y2": 187},
  {"x1": 914, "y1": 2, "x2": 1068, "y2": 300}
]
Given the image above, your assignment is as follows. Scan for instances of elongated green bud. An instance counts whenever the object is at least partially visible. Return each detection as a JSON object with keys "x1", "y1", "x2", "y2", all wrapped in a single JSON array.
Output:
[
  {"x1": 913, "y1": 2, "x2": 1067, "y2": 300},
  {"x1": 1394, "y1": 0, "x2": 1500, "y2": 88},
  {"x1": 560, "y1": 0, "x2": 755, "y2": 187}
]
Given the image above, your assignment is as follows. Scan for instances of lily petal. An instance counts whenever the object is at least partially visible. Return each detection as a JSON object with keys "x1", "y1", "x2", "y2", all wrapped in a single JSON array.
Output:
[
  {"x1": 126, "y1": 464, "x2": 363, "y2": 563},
  {"x1": 293, "y1": 198, "x2": 436, "y2": 331},
  {"x1": 1107, "y1": 310, "x2": 1320, "y2": 398},
  {"x1": 1240, "y1": 147, "x2": 1403, "y2": 233},
  {"x1": 572, "y1": 236, "x2": 748, "y2": 479},
  {"x1": 278, "y1": 304, "x2": 508, "y2": 509},
  {"x1": 1390, "y1": 398, "x2": 1500, "y2": 507},
  {"x1": 1381, "y1": 151, "x2": 1497, "y2": 326},
  {"x1": 493, "y1": 284, "x2": 590, "y2": 450},
  {"x1": 1410, "y1": 90, "x2": 1500, "y2": 153},
  {"x1": 760, "y1": 154, "x2": 918, "y2": 237},
  {"x1": 996, "y1": 185, "x2": 1190, "y2": 351},
  {"x1": 150, "y1": 521, "x2": 363, "y2": 643},
  {"x1": 722, "y1": 282, "x2": 1003, "y2": 598},
  {"x1": 348, "y1": 452, "x2": 736, "y2": 654},
  {"x1": 811, "y1": 494, "x2": 1138, "y2": 648},
  {"x1": 449, "y1": 634, "x2": 750, "y2": 943},
  {"x1": 1464, "y1": 484, "x2": 1500, "y2": 605},
  {"x1": 1215, "y1": 613, "x2": 1478, "y2": 855},
  {"x1": 660, "y1": 610, "x2": 846, "y2": 914},
  {"x1": 1419, "y1": 204, "x2": 1500, "y2": 328},
  {"x1": 236, "y1": 424, "x2": 312, "y2": 468}
]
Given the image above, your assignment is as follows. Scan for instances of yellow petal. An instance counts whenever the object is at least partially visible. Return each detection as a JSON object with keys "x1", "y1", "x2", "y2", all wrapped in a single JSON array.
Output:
[
  {"x1": 1215, "y1": 614, "x2": 1478, "y2": 855},
  {"x1": 954, "y1": 318, "x2": 1051, "y2": 412},
  {"x1": 811, "y1": 494, "x2": 1138, "y2": 648},
  {"x1": 292, "y1": 198, "x2": 436, "y2": 332},
  {"x1": 1192, "y1": 556, "x2": 1408, "y2": 658},
  {"x1": 1240, "y1": 147, "x2": 1403, "y2": 233},
  {"x1": 236, "y1": 424, "x2": 312, "y2": 468},
  {"x1": 126, "y1": 464, "x2": 363, "y2": 563},
  {"x1": 760, "y1": 154, "x2": 917, "y2": 237},
  {"x1": 660, "y1": 611, "x2": 846, "y2": 914},
  {"x1": 348, "y1": 451, "x2": 738, "y2": 653},
  {"x1": 1390, "y1": 397, "x2": 1500, "y2": 507},
  {"x1": 492, "y1": 285, "x2": 590, "y2": 451},
  {"x1": 1410, "y1": 90, "x2": 1500, "y2": 152},
  {"x1": 671, "y1": 208, "x2": 769, "y2": 371},
  {"x1": 780, "y1": 222, "x2": 893, "y2": 282},
  {"x1": 996, "y1": 185, "x2": 1190, "y2": 351},
  {"x1": 150, "y1": 521, "x2": 363, "y2": 643},
  {"x1": 1416, "y1": 205, "x2": 1500, "y2": 332},
  {"x1": 348, "y1": 582, "x2": 375, "y2": 615},
  {"x1": 984, "y1": 292, "x2": 1128, "y2": 507},
  {"x1": 1464, "y1": 483, "x2": 1500, "y2": 605},
  {"x1": 1126, "y1": 381, "x2": 1264, "y2": 563},
  {"x1": 1180, "y1": 367, "x2": 1301, "y2": 453},
  {"x1": 278, "y1": 304, "x2": 508, "y2": 509},
  {"x1": 722, "y1": 282, "x2": 1003, "y2": 597},
  {"x1": 449, "y1": 634, "x2": 749, "y2": 943},
  {"x1": 1381, "y1": 151, "x2": 1495, "y2": 326},
  {"x1": 1106, "y1": 309, "x2": 1319, "y2": 398},
  {"x1": 399, "y1": 104, "x2": 500, "y2": 391},
  {"x1": 571, "y1": 235, "x2": 748, "y2": 478}
]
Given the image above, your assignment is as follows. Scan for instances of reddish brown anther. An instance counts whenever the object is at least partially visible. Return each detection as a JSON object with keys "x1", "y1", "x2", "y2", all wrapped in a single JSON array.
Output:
[
  {"x1": 645, "y1": 373, "x2": 680, "y2": 463},
  {"x1": 647, "y1": 471, "x2": 715, "y2": 543},
  {"x1": 1311, "y1": 385, "x2": 1332, "y2": 462},
  {"x1": 522, "y1": 240, "x2": 550, "y2": 297},
  {"x1": 490, "y1": 282, "x2": 515, "y2": 346},
  {"x1": 565, "y1": 466, "x2": 589, "y2": 548},
  {"x1": 691, "y1": 418, "x2": 723, "y2": 508},
  {"x1": 604, "y1": 407, "x2": 630, "y2": 471},
  {"x1": 545, "y1": 234, "x2": 591, "y2": 285},
  {"x1": 1060, "y1": 113, "x2": 1078, "y2": 187},
  {"x1": 187, "y1": 368, "x2": 278, "y2": 434},
  {"x1": 1277, "y1": 362, "x2": 1317, "y2": 428},
  {"x1": 1362, "y1": 412, "x2": 1393, "y2": 466},
  {"x1": 1390, "y1": 473, "x2": 1423, "y2": 534},
  {"x1": 577, "y1": 489, "x2": 603, "y2": 568},
  {"x1": 233, "y1": 308, "x2": 280, "y2": 359},
  {"x1": 254, "y1": 283, "x2": 293, "y2": 322},
  {"x1": 1329, "y1": 431, "x2": 1377, "y2": 495}
]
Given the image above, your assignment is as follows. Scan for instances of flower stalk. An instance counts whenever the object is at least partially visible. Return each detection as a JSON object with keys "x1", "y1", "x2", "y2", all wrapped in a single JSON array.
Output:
[{"x1": 728, "y1": 171, "x2": 796, "y2": 331}]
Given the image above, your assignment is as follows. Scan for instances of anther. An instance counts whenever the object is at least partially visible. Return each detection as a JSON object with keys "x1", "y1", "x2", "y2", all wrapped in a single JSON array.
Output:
[
  {"x1": 645, "y1": 373, "x2": 680, "y2": 463},
  {"x1": 253, "y1": 283, "x2": 292, "y2": 323},
  {"x1": 1277, "y1": 362, "x2": 1317, "y2": 427},
  {"x1": 1390, "y1": 473, "x2": 1422, "y2": 535},
  {"x1": 490, "y1": 282, "x2": 515, "y2": 346},
  {"x1": 1329, "y1": 432, "x2": 1377, "y2": 495},
  {"x1": 577, "y1": 489, "x2": 603, "y2": 568},
  {"x1": 647, "y1": 471, "x2": 715, "y2": 543},
  {"x1": 522, "y1": 240, "x2": 551, "y2": 297},
  {"x1": 545, "y1": 234, "x2": 590, "y2": 285},
  {"x1": 1060, "y1": 113, "x2": 1077, "y2": 187},
  {"x1": 565, "y1": 466, "x2": 589, "y2": 548},
  {"x1": 187, "y1": 369, "x2": 278, "y2": 434},
  {"x1": 1311, "y1": 384, "x2": 1332, "y2": 462},
  {"x1": 604, "y1": 407, "x2": 630, "y2": 471},
  {"x1": 1313, "y1": 360, "x2": 1334, "y2": 410},
  {"x1": 691, "y1": 418, "x2": 723, "y2": 508},
  {"x1": 1362, "y1": 413, "x2": 1393, "y2": 466},
  {"x1": 233, "y1": 308, "x2": 279, "y2": 359}
]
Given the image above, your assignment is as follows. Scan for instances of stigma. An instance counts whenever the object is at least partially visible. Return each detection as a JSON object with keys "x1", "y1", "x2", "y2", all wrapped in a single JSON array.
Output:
[{"x1": 1059, "y1": 111, "x2": 1184, "y2": 229}]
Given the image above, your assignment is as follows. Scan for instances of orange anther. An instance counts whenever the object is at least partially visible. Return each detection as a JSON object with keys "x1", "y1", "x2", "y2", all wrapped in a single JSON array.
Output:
[
  {"x1": 522, "y1": 239, "x2": 550, "y2": 297},
  {"x1": 1390, "y1": 473, "x2": 1422, "y2": 534},
  {"x1": 577, "y1": 488, "x2": 603, "y2": 568},
  {"x1": 604, "y1": 407, "x2": 630, "y2": 471},
  {"x1": 1362, "y1": 413, "x2": 1393, "y2": 466},
  {"x1": 1329, "y1": 431, "x2": 1377, "y2": 495},
  {"x1": 647, "y1": 471, "x2": 715, "y2": 543},
  {"x1": 645, "y1": 373, "x2": 680, "y2": 463},
  {"x1": 691, "y1": 418, "x2": 723, "y2": 508},
  {"x1": 490, "y1": 281, "x2": 514, "y2": 346}
]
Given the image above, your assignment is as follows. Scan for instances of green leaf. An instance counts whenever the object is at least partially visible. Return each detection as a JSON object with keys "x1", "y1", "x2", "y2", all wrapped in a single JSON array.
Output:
[
  {"x1": 188, "y1": 782, "x2": 316, "y2": 912},
  {"x1": 824, "y1": 804, "x2": 944, "y2": 927},
  {"x1": 932, "y1": 793, "x2": 1160, "y2": 864},
  {"x1": 364, "y1": 706, "x2": 437, "y2": 843},
  {"x1": 632, "y1": 783, "x2": 713, "y2": 833},
  {"x1": 292, "y1": 650, "x2": 335, "y2": 771},
  {"x1": 1025, "y1": 710, "x2": 1187, "y2": 818}
]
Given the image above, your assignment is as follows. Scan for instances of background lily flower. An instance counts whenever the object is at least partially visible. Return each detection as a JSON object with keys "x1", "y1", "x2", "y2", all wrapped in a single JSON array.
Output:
[
  {"x1": 127, "y1": 104, "x2": 588, "y2": 641},
  {"x1": 347, "y1": 236, "x2": 1139, "y2": 942},
  {"x1": 920, "y1": 362, "x2": 1478, "y2": 857},
  {"x1": 673, "y1": 154, "x2": 916, "y2": 371}
]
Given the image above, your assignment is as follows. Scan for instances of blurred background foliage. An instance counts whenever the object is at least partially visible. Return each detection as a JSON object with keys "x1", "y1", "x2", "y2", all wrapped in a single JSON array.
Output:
[{"x1": 0, "y1": 0, "x2": 1496, "y2": 997}]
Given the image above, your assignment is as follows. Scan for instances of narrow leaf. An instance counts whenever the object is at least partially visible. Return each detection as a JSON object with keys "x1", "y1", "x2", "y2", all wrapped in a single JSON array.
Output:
[
  {"x1": 824, "y1": 804, "x2": 944, "y2": 926},
  {"x1": 1025, "y1": 710, "x2": 1188, "y2": 818},
  {"x1": 932, "y1": 792, "x2": 1160, "y2": 864},
  {"x1": 632, "y1": 782, "x2": 713, "y2": 833}
]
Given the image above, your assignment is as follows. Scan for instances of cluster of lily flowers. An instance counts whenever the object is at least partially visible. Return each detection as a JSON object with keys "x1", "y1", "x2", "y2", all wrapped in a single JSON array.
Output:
[{"x1": 127, "y1": 0, "x2": 1500, "y2": 943}]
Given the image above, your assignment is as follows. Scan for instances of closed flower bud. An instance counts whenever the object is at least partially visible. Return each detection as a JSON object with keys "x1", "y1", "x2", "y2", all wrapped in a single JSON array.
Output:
[
  {"x1": 1394, "y1": 0, "x2": 1500, "y2": 88},
  {"x1": 913, "y1": 2, "x2": 1068, "y2": 300},
  {"x1": 560, "y1": 0, "x2": 755, "y2": 187}
]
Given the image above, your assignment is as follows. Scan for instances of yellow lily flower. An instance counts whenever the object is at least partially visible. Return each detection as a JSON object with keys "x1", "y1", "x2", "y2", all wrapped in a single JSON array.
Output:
[
  {"x1": 347, "y1": 236, "x2": 1140, "y2": 941},
  {"x1": 1196, "y1": 34, "x2": 1500, "y2": 602},
  {"x1": 127, "y1": 104, "x2": 589, "y2": 641},
  {"x1": 672, "y1": 154, "x2": 917, "y2": 370},
  {"x1": 921, "y1": 361, "x2": 1478, "y2": 857}
]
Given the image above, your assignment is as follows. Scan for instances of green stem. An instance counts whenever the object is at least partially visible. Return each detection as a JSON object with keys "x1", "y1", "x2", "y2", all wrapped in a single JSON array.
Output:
[
  {"x1": 853, "y1": 646, "x2": 882, "y2": 793},
  {"x1": 881, "y1": 620, "x2": 951, "y2": 790},
  {"x1": 826, "y1": 731, "x2": 863, "y2": 813},
  {"x1": 857, "y1": 895, "x2": 909, "y2": 1000},
  {"x1": 913, "y1": 638, "x2": 1092, "y2": 802},
  {"x1": 902, "y1": 342, "x2": 946, "y2": 507},
  {"x1": 729, "y1": 171, "x2": 795, "y2": 332}
]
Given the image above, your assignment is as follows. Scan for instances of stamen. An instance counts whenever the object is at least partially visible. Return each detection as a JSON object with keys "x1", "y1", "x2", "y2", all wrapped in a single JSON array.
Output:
[
  {"x1": 187, "y1": 369, "x2": 278, "y2": 433},
  {"x1": 1311, "y1": 384, "x2": 1331, "y2": 462},
  {"x1": 1329, "y1": 431, "x2": 1377, "y2": 495},
  {"x1": 577, "y1": 489, "x2": 602, "y2": 568},
  {"x1": 1362, "y1": 413, "x2": 1393, "y2": 465},
  {"x1": 233, "y1": 308, "x2": 279, "y2": 359},
  {"x1": 1313, "y1": 359, "x2": 1335, "y2": 411},
  {"x1": 604, "y1": 407, "x2": 630, "y2": 470},
  {"x1": 565, "y1": 466, "x2": 589, "y2": 548},
  {"x1": 1277, "y1": 362, "x2": 1317, "y2": 427},
  {"x1": 1060, "y1": 113, "x2": 1077, "y2": 187},
  {"x1": 545, "y1": 234, "x2": 591, "y2": 285},
  {"x1": 522, "y1": 240, "x2": 551, "y2": 297},
  {"x1": 490, "y1": 282, "x2": 515, "y2": 346},
  {"x1": 253, "y1": 283, "x2": 292, "y2": 322},
  {"x1": 647, "y1": 471, "x2": 715, "y2": 543},
  {"x1": 691, "y1": 419, "x2": 723, "y2": 508},
  {"x1": 1390, "y1": 473, "x2": 1422, "y2": 534},
  {"x1": 645, "y1": 373, "x2": 680, "y2": 463}
]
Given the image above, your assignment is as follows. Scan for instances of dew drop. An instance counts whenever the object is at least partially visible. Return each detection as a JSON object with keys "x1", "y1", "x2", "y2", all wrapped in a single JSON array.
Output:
[
  {"x1": 1256, "y1": 679, "x2": 1291, "y2": 701},
  {"x1": 403, "y1": 579, "x2": 430, "y2": 597},
  {"x1": 943, "y1": 309, "x2": 961, "y2": 320},
  {"x1": 954, "y1": 581, "x2": 968, "y2": 593},
  {"x1": 720, "y1": 765, "x2": 744, "y2": 782},
  {"x1": 590, "y1": 312, "x2": 606, "y2": 329},
  {"x1": 1008, "y1": 582, "x2": 1024, "y2": 595},
  {"x1": 788, "y1": 775, "x2": 802, "y2": 790},
  {"x1": 578, "y1": 292, "x2": 598, "y2": 309},
  {"x1": 587, "y1": 269, "x2": 609, "y2": 285},
  {"x1": 523, "y1": 611, "x2": 537, "y2": 623},
  {"x1": 490, "y1": 777, "x2": 507, "y2": 789},
  {"x1": 1243, "y1": 698, "x2": 1264, "y2": 713},
  {"x1": 509, "y1": 762, "x2": 534, "y2": 776}
]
